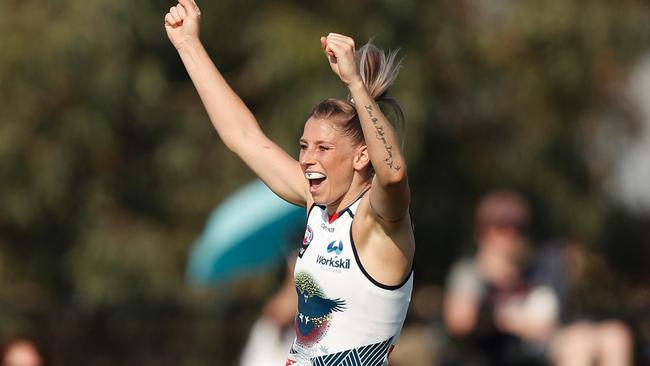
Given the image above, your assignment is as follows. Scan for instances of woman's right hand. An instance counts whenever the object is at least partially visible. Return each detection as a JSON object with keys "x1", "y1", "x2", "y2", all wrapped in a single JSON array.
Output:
[{"x1": 164, "y1": 0, "x2": 202, "y2": 50}]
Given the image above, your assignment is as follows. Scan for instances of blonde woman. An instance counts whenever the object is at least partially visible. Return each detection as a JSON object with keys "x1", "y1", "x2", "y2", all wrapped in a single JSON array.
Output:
[{"x1": 165, "y1": 1, "x2": 414, "y2": 364}]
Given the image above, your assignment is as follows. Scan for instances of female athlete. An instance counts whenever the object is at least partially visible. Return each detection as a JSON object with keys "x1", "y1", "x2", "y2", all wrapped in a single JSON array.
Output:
[{"x1": 165, "y1": 1, "x2": 414, "y2": 364}]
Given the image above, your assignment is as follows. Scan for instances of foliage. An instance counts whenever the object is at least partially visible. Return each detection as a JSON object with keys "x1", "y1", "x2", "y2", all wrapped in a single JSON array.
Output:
[{"x1": 1, "y1": 0, "x2": 649, "y2": 364}]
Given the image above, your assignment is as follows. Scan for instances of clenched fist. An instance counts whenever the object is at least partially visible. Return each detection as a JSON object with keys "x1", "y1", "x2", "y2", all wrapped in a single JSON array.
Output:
[{"x1": 164, "y1": 0, "x2": 202, "y2": 50}]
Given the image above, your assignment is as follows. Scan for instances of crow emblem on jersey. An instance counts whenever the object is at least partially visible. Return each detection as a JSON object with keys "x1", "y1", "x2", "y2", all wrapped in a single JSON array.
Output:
[{"x1": 294, "y1": 271, "x2": 346, "y2": 347}]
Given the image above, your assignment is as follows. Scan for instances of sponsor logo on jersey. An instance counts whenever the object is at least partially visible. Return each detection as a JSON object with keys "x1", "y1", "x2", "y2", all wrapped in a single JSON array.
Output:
[
  {"x1": 316, "y1": 255, "x2": 351, "y2": 269},
  {"x1": 326, "y1": 240, "x2": 343, "y2": 255},
  {"x1": 317, "y1": 240, "x2": 349, "y2": 271},
  {"x1": 320, "y1": 223, "x2": 335, "y2": 233}
]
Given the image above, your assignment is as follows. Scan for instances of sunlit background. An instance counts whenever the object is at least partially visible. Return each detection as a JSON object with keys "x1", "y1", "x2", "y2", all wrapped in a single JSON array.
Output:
[{"x1": 1, "y1": 0, "x2": 649, "y2": 365}]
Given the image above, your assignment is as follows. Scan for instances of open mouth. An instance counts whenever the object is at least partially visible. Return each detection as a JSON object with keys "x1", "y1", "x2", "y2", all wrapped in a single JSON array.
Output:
[{"x1": 305, "y1": 172, "x2": 326, "y2": 191}]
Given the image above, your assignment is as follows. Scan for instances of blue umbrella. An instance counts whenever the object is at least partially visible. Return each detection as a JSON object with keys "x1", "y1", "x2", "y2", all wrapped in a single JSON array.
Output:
[{"x1": 187, "y1": 180, "x2": 305, "y2": 285}]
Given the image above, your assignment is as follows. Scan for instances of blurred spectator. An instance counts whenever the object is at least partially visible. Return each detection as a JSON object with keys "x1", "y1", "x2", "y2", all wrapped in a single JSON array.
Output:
[
  {"x1": 239, "y1": 257, "x2": 297, "y2": 366},
  {"x1": 442, "y1": 190, "x2": 557, "y2": 366},
  {"x1": 1, "y1": 338, "x2": 44, "y2": 366},
  {"x1": 531, "y1": 238, "x2": 634, "y2": 366}
]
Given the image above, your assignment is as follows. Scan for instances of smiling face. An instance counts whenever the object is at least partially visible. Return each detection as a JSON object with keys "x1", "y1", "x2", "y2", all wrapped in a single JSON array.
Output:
[{"x1": 299, "y1": 117, "x2": 366, "y2": 209}]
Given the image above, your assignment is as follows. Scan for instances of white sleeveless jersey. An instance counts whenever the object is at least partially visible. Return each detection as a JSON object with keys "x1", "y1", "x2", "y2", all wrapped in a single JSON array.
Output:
[{"x1": 286, "y1": 195, "x2": 413, "y2": 366}]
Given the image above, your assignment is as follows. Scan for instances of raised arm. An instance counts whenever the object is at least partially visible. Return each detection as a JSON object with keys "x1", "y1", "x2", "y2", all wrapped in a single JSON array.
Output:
[
  {"x1": 164, "y1": 0, "x2": 307, "y2": 206},
  {"x1": 321, "y1": 34, "x2": 410, "y2": 222}
]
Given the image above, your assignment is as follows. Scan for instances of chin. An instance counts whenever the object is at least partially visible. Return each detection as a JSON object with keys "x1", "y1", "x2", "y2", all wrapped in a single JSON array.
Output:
[
  {"x1": 311, "y1": 193, "x2": 326, "y2": 206},
  {"x1": 309, "y1": 185, "x2": 329, "y2": 205}
]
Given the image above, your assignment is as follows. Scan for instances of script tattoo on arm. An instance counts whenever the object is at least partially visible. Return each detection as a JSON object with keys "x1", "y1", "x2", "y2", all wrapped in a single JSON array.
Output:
[{"x1": 365, "y1": 104, "x2": 401, "y2": 171}]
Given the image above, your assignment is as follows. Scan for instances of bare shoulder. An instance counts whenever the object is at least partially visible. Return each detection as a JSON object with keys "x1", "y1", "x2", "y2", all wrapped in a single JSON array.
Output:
[{"x1": 357, "y1": 188, "x2": 414, "y2": 241}]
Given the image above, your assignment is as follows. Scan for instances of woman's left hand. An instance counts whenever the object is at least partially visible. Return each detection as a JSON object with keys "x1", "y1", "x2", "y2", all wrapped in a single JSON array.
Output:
[{"x1": 321, "y1": 33, "x2": 362, "y2": 87}]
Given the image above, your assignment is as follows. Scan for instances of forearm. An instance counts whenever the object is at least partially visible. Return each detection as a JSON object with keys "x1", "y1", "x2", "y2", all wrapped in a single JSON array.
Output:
[
  {"x1": 173, "y1": 37, "x2": 306, "y2": 206},
  {"x1": 176, "y1": 38, "x2": 262, "y2": 151},
  {"x1": 348, "y1": 81, "x2": 407, "y2": 185}
]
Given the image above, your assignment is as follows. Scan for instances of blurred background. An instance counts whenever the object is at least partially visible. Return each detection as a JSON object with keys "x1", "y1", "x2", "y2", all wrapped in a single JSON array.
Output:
[{"x1": 1, "y1": 0, "x2": 650, "y2": 365}]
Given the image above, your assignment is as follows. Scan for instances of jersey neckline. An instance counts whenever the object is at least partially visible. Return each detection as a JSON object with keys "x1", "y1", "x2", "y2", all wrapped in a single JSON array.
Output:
[{"x1": 316, "y1": 186, "x2": 371, "y2": 224}]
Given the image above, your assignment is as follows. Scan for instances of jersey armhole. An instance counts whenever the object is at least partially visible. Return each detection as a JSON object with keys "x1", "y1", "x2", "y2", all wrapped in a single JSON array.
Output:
[{"x1": 349, "y1": 223, "x2": 413, "y2": 291}]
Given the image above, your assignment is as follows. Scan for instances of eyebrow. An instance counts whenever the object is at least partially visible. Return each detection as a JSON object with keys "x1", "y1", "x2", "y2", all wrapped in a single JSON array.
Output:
[{"x1": 299, "y1": 138, "x2": 335, "y2": 145}]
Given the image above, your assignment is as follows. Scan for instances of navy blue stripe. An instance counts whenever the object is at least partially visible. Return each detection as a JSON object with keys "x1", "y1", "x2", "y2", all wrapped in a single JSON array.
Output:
[
  {"x1": 310, "y1": 337, "x2": 392, "y2": 366},
  {"x1": 349, "y1": 222, "x2": 414, "y2": 290}
]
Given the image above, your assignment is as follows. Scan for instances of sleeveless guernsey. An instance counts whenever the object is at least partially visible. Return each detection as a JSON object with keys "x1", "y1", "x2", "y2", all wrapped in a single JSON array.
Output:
[{"x1": 286, "y1": 195, "x2": 413, "y2": 366}]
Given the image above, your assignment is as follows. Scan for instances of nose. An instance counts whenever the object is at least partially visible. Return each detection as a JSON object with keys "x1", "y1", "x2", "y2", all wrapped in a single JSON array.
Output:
[{"x1": 299, "y1": 147, "x2": 315, "y2": 168}]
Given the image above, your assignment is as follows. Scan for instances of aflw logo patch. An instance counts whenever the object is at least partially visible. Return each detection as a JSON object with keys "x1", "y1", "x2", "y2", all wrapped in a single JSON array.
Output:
[{"x1": 299, "y1": 226, "x2": 314, "y2": 258}]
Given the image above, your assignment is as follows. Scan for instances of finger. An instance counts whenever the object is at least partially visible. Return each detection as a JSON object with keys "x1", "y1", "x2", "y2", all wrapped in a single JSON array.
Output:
[
  {"x1": 182, "y1": 0, "x2": 200, "y2": 12},
  {"x1": 175, "y1": 3, "x2": 187, "y2": 18},
  {"x1": 324, "y1": 42, "x2": 339, "y2": 56},
  {"x1": 327, "y1": 33, "x2": 355, "y2": 46},
  {"x1": 320, "y1": 36, "x2": 327, "y2": 51},
  {"x1": 178, "y1": 0, "x2": 194, "y2": 16},
  {"x1": 327, "y1": 33, "x2": 354, "y2": 42},
  {"x1": 170, "y1": 7, "x2": 182, "y2": 24},
  {"x1": 327, "y1": 36, "x2": 355, "y2": 52},
  {"x1": 326, "y1": 43, "x2": 349, "y2": 64},
  {"x1": 326, "y1": 39, "x2": 354, "y2": 56},
  {"x1": 179, "y1": 0, "x2": 201, "y2": 17},
  {"x1": 321, "y1": 37, "x2": 335, "y2": 58},
  {"x1": 164, "y1": 13, "x2": 178, "y2": 27},
  {"x1": 327, "y1": 41, "x2": 346, "y2": 56}
]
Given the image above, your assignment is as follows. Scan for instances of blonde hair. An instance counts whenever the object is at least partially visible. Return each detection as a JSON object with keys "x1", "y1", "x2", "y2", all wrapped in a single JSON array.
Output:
[{"x1": 309, "y1": 40, "x2": 404, "y2": 146}]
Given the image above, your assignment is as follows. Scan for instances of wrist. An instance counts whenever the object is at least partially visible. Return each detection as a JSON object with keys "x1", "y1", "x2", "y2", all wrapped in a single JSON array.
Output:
[
  {"x1": 347, "y1": 78, "x2": 366, "y2": 94},
  {"x1": 176, "y1": 36, "x2": 202, "y2": 53}
]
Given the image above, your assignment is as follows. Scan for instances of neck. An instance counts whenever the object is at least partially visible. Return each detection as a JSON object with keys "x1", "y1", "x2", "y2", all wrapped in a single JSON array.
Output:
[{"x1": 326, "y1": 180, "x2": 371, "y2": 215}]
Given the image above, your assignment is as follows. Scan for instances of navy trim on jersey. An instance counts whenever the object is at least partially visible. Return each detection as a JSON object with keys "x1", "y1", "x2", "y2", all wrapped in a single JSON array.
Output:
[
  {"x1": 316, "y1": 187, "x2": 370, "y2": 224},
  {"x1": 308, "y1": 203, "x2": 323, "y2": 217},
  {"x1": 313, "y1": 203, "x2": 327, "y2": 212},
  {"x1": 349, "y1": 217, "x2": 413, "y2": 291},
  {"x1": 345, "y1": 207, "x2": 355, "y2": 219}
]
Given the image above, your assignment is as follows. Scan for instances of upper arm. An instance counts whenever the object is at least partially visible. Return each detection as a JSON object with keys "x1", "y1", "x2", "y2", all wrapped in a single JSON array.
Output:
[
  {"x1": 368, "y1": 172, "x2": 411, "y2": 224},
  {"x1": 231, "y1": 128, "x2": 308, "y2": 207}
]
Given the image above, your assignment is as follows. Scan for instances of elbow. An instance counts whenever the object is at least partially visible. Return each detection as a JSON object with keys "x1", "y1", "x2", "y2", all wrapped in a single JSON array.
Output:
[
  {"x1": 223, "y1": 138, "x2": 240, "y2": 154},
  {"x1": 222, "y1": 126, "x2": 257, "y2": 155},
  {"x1": 376, "y1": 166, "x2": 408, "y2": 188}
]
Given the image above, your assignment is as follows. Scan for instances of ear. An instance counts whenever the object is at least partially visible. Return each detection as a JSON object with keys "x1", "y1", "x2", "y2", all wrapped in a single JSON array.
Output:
[{"x1": 353, "y1": 145, "x2": 371, "y2": 171}]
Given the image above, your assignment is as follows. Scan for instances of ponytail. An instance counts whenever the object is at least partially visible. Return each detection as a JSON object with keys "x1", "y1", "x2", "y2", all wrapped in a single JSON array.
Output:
[
  {"x1": 354, "y1": 41, "x2": 405, "y2": 135},
  {"x1": 310, "y1": 39, "x2": 405, "y2": 145},
  {"x1": 357, "y1": 41, "x2": 401, "y2": 101}
]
